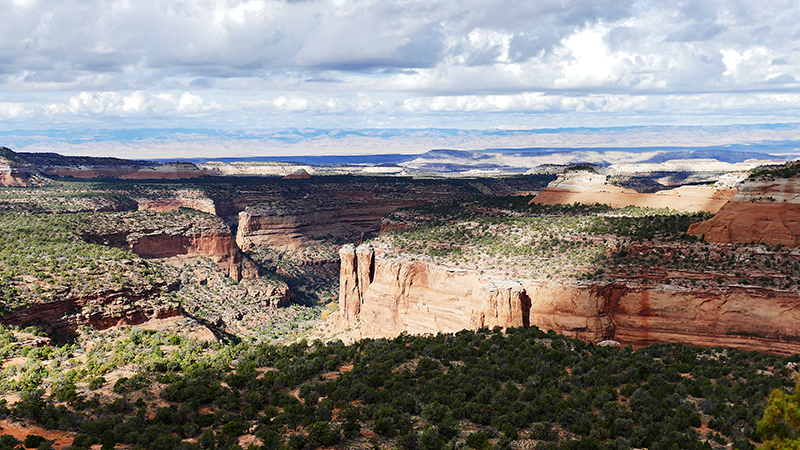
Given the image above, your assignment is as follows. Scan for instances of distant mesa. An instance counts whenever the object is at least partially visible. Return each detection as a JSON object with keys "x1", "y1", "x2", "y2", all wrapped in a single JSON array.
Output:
[
  {"x1": 0, "y1": 146, "x2": 208, "y2": 185},
  {"x1": 283, "y1": 168, "x2": 311, "y2": 179},
  {"x1": 0, "y1": 142, "x2": 790, "y2": 186},
  {"x1": 0, "y1": 147, "x2": 318, "y2": 184},
  {"x1": 530, "y1": 159, "x2": 800, "y2": 246},
  {"x1": 530, "y1": 167, "x2": 736, "y2": 213}
]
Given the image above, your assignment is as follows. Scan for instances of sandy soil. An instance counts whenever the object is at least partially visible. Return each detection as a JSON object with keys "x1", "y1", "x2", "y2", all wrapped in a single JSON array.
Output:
[
  {"x1": 532, "y1": 173, "x2": 736, "y2": 213},
  {"x1": 0, "y1": 418, "x2": 73, "y2": 448},
  {"x1": 2, "y1": 356, "x2": 28, "y2": 371}
]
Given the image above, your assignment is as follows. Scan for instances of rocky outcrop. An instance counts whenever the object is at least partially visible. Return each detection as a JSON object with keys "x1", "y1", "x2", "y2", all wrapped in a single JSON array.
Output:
[
  {"x1": 82, "y1": 219, "x2": 257, "y2": 281},
  {"x1": 127, "y1": 229, "x2": 254, "y2": 281},
  {"x1": 0, "y1": 147, "x2": 38, "y2": 186},
  {"x1": 237, "y1": 200, "x2": 411, "y2": 251},
  {"x1": 0, "y1": 162, "x2": 37, "y2": 187},
  {"x1": 136, "y1": 198, "x2": 216, "y2": 214},
  {"x1": 689, "y1": 177, "x2": 800, "y2": 245},
  {"x1": 337, "y1": 244, "x2": 610, "y2": 339},
  {"x1": 0, "y1": 281, "x2": 182, "y2": 333},
  {"x1": 338, "y1": 244, "x2": 800, "y2": 355},
  {"x1": 283, "y1": 168, "x2": 312, "y2": 179},
  {"x1": 532, "y1": 171, "x2": 736, "y2": 213}
]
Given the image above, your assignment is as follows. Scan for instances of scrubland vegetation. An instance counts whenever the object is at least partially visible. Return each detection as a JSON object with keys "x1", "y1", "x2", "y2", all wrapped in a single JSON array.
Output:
[
  {"x1": 0, "y1": 208, "x2": 231, "y2": 313},
  {"x1": 0, "y1": 324, "x2": 795, "y2": 450},
  {"x1": 381, "y1": 196, "x2": 800, "y2": 290},
  {"x1": 382, "y1": 197, "x2": 709, "y2": 281},
  {"x1": 0, "y1": 213, "x2": 171, "y2": 312},
  {"x1": 0, "y1": 179, "x2": 196, "y2": 213},
  {"x1": 749, "y1": 160, "x2": 800, "y2": 180},
  {"x1": 249, "y1": 245, "x2": 341, "y2": 307}
]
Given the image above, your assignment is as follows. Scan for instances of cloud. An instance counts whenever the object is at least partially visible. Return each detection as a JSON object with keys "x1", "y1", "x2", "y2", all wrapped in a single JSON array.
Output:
[{"x1": 0, "y1": 0, "x2": 799, "y2": 131}]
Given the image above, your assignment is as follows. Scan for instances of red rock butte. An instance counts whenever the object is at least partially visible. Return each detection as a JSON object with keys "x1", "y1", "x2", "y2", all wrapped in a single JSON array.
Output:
[{"x1": 689, "y1": 177, "x2": 800, "y2": 245}]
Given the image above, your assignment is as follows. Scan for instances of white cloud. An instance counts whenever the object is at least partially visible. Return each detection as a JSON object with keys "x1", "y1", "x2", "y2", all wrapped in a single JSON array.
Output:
[
  {"x1": 560, "y1": 25, "x2": 622, "y2": 85},
  {"x1": 273, "y1": 96, "x2": 309, "y2": 111}
]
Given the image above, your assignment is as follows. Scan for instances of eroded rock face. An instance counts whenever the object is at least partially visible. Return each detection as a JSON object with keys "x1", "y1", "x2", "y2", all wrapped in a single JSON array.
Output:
[
  {"x1": 0, "y1": 281, "x2": 182, "y2": 333},
  {"x1": 136, "y1": 198, "x2": 216, "y2": 214},
  {"x1": 532, "y1": 171, "x2": 735, "y2": 213},
  {"x1": 0, "y1": 163, "x2": 37, "y2": 187},
  {"x1": 237, "y1": 201, "x2": 407, "y2": 251},
  {"x1": 338, "y1": 244, "x2": 800, "y2": 354},
  {"x1": 127, "y1": 230, "x2": 249, "y2": 281},
  {"x1": 0, "y1": 148, "x2": 38, "y2": 186},
  {"x1": 82, "y1": 219, "x2": 257, "y2": 282},
  {"x1": 689, "y1": 177, "x2": 800, "y2": 245}
]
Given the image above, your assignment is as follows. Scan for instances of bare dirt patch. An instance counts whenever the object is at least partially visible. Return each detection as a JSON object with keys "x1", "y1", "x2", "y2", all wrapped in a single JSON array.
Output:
[
  {"x1": 2, "y1": 356, "x2": 27, "y2": 370},
  {"x1": 0, "y1": 418, "x2": 73, "y2": 448}
]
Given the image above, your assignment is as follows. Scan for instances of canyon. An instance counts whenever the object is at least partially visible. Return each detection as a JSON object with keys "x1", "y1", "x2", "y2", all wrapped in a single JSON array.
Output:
[
  {"x1": 236, "y1": 199, "x2": 420, "y2": 251},
  {"x1": 5, "y1": 141, "x2": 800, "y2": 356},
  {"x1": 0, "y1": 148, "x2": 554, "y2": 339},
  {"x1": 77, "y1": 210, "x2": 258, "y2": 281}
]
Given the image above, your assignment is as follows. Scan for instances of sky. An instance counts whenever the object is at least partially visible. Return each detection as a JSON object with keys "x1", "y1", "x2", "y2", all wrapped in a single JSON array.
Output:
[{"x1": 2, "y1": 0, "x2": 800, "y2": 153}]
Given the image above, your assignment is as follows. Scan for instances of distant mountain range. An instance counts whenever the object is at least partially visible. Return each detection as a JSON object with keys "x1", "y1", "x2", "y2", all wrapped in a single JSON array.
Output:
[
  {"x1": 164, "y1": 147, "x2": 784, "y2": 173},
  {"x1": 2, "y1": 124, "x2": 800, "y2": 161},
  {"x1": 0, "y1": 143, "x2": 788, "y2": 182}
]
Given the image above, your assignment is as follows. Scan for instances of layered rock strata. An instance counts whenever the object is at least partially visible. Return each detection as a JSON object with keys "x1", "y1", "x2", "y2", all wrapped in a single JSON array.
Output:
[
  {"x1": 0, "y1": 162, "x2": 37, "y2": 187},
  {"x1": 689, "y1": 177, "x2": 800, "y2": 245},
  {"x1": 127, "y1": 229, "x2": 256, "y2": 281},
  {"x1": 338, "y1": 244, "x2": 800, "y2": 355},
  {"x1": 82, "y1": 224, "x2": 257, "y2": 281},
  {"x1": 0, "y1": 147, "x2": 38, "y2": 186},
  {"x1": 532, "y1": 171, "x2": 736, "y2": 213},
  {"x1": 0, "y1": 281, "x2": 182, "y2": 333},
  {"x1": 237, "y1": 200, "x2": 418, "y2": 251},
  {"x1": 36, "y1": 161, "x2": 209, "y2": 180}
]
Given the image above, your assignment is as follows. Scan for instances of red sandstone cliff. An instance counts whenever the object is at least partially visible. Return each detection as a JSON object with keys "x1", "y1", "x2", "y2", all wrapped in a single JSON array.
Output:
[
  {"x1": 126, "y1": 229, "x2": 257, "y2": 281},
  {"x1": 237, "y1": 202, "x2": 414, "y2": 251},
  {"x1": 0, "y1": 280, "x2": 182, "y2": 333},
  {"x1": 532, "y1": 171, "x2": 735, "y2": 213},
  {"x1": 689, "y1": 177, "x2": 800, "y2": 245},
  {"x1": 84, "y1": 226, "x2": 258, "y2": 282},
  {"x1": 338, "y1": 244, "x2": 800, "y2": 355}
]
